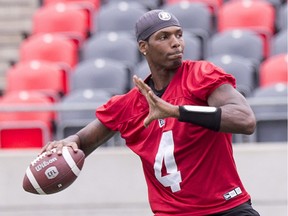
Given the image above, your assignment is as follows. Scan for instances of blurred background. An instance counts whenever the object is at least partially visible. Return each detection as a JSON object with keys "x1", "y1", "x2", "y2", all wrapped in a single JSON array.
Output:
[{"x1": 0, "y1": 0, "x2": 287, "y2": 215}]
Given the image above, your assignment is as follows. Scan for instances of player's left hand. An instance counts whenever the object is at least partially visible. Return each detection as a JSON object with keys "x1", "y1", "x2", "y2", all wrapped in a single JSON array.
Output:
[{"x1": 133, "y1": 75, "x2": 179, "y2": 127}]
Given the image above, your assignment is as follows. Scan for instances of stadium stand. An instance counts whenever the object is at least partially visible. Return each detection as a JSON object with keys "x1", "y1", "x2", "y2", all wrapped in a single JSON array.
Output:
[
  {"x1": 271, "y1": 29, "x2": 287, "y2": 56},
  {"x1": 0, "y1": 91, "x2": 54, "y2": 148},
  {"x1": 0, "y1": 0, "x2": 39, "y2": 92},
  {"x1": 207, "y1": 54, "x2": 258, "y2": 97},
  {"x1": 19, "y1": 33, "x2": 79, "y2": 68},
  {"x1": 43, "y1": 0, "x2": 101, "y2": 11},
  {"x1": 182, "y1": 30, "x2": 204, "y2": 60},
  {"x1": 70, "y1": 58, "x2": 130, "y2": 95},
  {"x1": 56, "y1": 89, "x2": 109, "y2": 138},
  {"x1": 103, "y1": 0, "x2": 161, "y2": 9},
  {"x1": 133, "y1": 59, "x2": 150, "y2": 81},
  {"x1": 80, "y1": 31, "x2": 141, "y2": 69},
  {"x1": 93, "y1": 1, "x2": 148, "y2": 35},
  {"x1": 259, "y1": 53, "x2": 288, "y2": 87},
  {"x1": 5, "y1": 60, "x2": 69, "y2": 99},
  {"x1": 277, "y1": 2, "x2": 287, "y2": 32},
  {"x1": 32, "y1": 2, "x2": 91, "y2": 43},
  {"x1": 208, "y1": 29, "x2": 264, "y2": 65},
  {"x1": 249, "y1": 83, "x2": 287, "y2": 143},
  {"x1": 217, "y1": 0, "x2": 276, "y2": 57}
]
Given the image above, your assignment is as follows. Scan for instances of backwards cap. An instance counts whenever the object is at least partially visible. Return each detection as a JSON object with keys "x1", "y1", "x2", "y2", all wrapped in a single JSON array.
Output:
[{"x1": 135, "y1": 10, "x2": 181, "y2": 42}]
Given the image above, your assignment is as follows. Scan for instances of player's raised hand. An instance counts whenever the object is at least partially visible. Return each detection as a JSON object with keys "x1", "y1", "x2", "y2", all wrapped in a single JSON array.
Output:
[{"x1": 133, "y1": 75, "x2": 179, "y2": 127}]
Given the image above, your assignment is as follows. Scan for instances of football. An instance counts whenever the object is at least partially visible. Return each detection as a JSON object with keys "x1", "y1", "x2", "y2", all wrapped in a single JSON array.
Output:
[{"x1": 23, "y1": 146, "x2": 85, "y2": 195}]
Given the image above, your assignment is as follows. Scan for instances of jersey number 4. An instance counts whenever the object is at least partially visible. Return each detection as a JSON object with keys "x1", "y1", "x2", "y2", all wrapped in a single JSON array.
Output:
[{"x1": 154, "y1": 131, "x2": 182, "y2": 193}]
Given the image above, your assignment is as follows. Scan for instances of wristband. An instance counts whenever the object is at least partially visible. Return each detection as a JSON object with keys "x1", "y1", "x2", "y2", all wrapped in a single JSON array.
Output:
[{"x1": 178, "y1": 105, "x2": 222, "y2": 131}]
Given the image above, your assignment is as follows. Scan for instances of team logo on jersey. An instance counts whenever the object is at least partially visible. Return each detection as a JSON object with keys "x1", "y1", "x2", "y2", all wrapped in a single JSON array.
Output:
[
  {"x1": 158, "y1": 11, "x2": 171, "y2": 21},
  {"x1": 158, "y1": 119, "x2": 165, "y2": 128}
]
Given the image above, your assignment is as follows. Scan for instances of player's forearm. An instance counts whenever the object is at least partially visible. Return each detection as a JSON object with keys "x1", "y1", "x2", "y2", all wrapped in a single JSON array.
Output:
[
  {"x1": 74, "y1": 120, "x2": 115, "y2": 157},
  {"x1": 218, "y1": 104, "x2": 256, "y2": 134}
]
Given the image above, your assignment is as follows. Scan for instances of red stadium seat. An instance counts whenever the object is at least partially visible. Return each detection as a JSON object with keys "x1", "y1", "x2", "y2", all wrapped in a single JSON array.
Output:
[
  {"x1": 19, "y1": 33, "x2": 78, "y2": 68},
  {"x1": 6, "y1": 60, "x2": 69, "y2": 97},
  {"x1": 259, "y1": 54, "x2": 288, "y2": 87},
  {"x1": 218, "y1": 0, "x2": 275, "y2": 34},
  {"x1": 217, "y1": 0, "x2": 276, "y2": 57},
  {"x1": 0, "y1": 91, "x2": 54, "y2": 148},
  {"x1": 43, "y1": 0, "x2": 101, "y2": 11},
  {"x1": 32, "y1": 3, "x2": 90, "y2": 42}
]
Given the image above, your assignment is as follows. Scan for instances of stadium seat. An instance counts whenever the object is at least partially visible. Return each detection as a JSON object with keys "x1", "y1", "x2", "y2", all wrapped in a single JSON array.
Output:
[
  {"x1": 207, "y1": 54, "x2": 257, "y2": 97},
  {"x1": 6, "y1": 60, "x2": 69, "y2": 98},
  {"x1": 271, "y1": 30, "x2": 287, "y2": 56},
  {"x1": 0, "y1": 91, "x2": 54, "y2": 148},
  {"x1": 56, "y1": 88, "x2": 124, "y2": 146},
  {"x1": 259, "y1": 54, "x2": 288, "y2": 87},
  {"x1": 208, "y1": 29, "x2": 264, "y2": 64},
  {"x1": 218, "y1": 0, "x2": 275, "y2": 34},
  {"x1": 80, "y1": 32, "x2": 141, "y2": 68},
  {"x1": 249, "y1": 83, "x2": 287, "y2": 143},
  {"x1": 133, "y1": 60, "x2": 150, "y2": 80},
  {"x1": 56, "y1": 89, "x2": 109, "y2": 138},
  {"x1": 183, "y1": 32, "x2": 203, "y2": 60},
  {"x1": 32, "y1": 3, "x2": 90, "y2": 42},
  {"x1": 103, "y1": 0, "x2": 160, "y2": 9},
  {"x1": 217, "y1": 0, "x2": 276, "y2": 57},
  {"x1": 43, "y1": 0, "x2": 101, "y2": 11},
  {"x1": 161, "y1": 1, "x2": 213, "y2": 36},
  {"x1": 165, "y1": 0, "x2": 223, "y2": 14},
  {"x1": 93, "y1": 2, "x2": 148, "y2": 34},
  {"x1": 70, "y1": 58, "x2": 130, "y2": 95},
  {"x1": 19, "y1": 33, "x2": 78, "y2": 68},
  {"x1": 277, "y1": 2, "x2": 287, "y2": 32}
]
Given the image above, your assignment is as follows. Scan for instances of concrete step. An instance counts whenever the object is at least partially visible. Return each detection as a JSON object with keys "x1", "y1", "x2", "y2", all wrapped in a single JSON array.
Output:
[{"x1": 0, "y1": 19, "x2": 33, "y2": 34}]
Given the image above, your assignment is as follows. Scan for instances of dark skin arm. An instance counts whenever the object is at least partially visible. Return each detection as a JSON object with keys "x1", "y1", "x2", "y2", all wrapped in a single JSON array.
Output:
[
  {"x1": 40, "y1": 119, "x2": 115, "y2": 156},
  {"x1": 133, "y1": 75, "x2": 256, "y2": 134}
]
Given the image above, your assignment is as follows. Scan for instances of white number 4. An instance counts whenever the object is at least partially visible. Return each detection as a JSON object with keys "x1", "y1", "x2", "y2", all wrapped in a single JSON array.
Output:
[{"x1": 154, "y1": 131, "x2": 182, "y2": 193}]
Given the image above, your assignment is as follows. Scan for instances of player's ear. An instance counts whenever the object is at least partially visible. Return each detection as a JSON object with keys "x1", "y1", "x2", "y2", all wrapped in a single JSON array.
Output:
[{"x1": 138, "y1": 40, "x2": 148, "y2": 56}]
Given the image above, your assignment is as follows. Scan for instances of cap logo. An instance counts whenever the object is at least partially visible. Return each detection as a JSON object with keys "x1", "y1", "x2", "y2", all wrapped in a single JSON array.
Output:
[{"x1": 158, "y1": 11, "x2": 171, "y2": 21}]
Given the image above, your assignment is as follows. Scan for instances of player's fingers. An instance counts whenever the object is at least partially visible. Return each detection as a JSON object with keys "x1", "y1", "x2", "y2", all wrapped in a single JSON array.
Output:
[
  {"x1": 133, "y1": 75, "x2": 151, "y2": 94},
  {"x1": 68, "y1": 142, "x2": 79, "y2": 153}
]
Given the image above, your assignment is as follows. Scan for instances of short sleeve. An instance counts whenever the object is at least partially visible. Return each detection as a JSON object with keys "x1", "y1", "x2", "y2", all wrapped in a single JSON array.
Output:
[{"x1": 184, "y1": 61, "x2": 236, "y2": 101}]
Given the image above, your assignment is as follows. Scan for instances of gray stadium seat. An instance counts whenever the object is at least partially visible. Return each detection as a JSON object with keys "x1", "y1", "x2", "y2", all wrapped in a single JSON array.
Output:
[
  {"x1": 249, "y1": 83, "x2": 288, "y2": 143},
  {"x1": 133, "y1": 60, "x2": 150, "y2": 80},
  {"x1": 207, "y1": 54, "x2": 258, "y2": 97},
  {"x1": 80, "y1": 32, "x2": 141, "y2": 68},
  {"x1": 271, "y1": 29, "x2": 287, "y2": 56},
  {"x1": 208, "y1": 29, "x2": 264, "y2": 65},
  {"x1": 70, "y1": 58, "x2": 131, "y2": 95},
  {"x1": 56, "y1": 88, "x2": 122, "y2": 146},
  {"x1": 93, "y1": 2, "x2": 148, "y2": 34},
  {"x1": 183, "y1": 32, "x2": 203, "y2": 60},
  {"x1": 277, "y1": 3, "x2": 287, "y2": 32},
  {"x1": 102, "y1": 0, "x2": 161, "y2": 9}
]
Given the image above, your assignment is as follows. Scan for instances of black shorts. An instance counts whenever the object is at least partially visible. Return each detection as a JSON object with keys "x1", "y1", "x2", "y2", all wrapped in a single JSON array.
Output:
[{"x1": 210, "y1": 200, "x2": 260, "y2": 216}]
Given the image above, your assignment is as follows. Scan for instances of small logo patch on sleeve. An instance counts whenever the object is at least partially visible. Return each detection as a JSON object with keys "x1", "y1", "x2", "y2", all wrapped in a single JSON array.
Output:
[{"x1": 223, "y1": 187, "x2": 242, "y2": 200}]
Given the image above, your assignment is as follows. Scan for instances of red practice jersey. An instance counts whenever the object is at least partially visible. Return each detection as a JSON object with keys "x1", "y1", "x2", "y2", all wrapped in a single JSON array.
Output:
[{"x1": 96, "y1": 60, "x2": 251, "y2": 215}]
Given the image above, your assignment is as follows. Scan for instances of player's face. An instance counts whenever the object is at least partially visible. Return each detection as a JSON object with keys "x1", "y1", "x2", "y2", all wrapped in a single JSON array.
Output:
[{"x1": 145, "y1": 26, "x2": 185, "y2": 71}]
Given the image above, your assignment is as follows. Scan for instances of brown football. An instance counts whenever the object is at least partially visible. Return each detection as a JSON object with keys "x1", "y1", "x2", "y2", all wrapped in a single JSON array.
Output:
[{"x1": 23, "y1": 146, "x2": 85, "y2": 195}]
